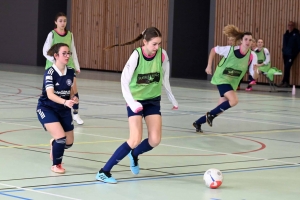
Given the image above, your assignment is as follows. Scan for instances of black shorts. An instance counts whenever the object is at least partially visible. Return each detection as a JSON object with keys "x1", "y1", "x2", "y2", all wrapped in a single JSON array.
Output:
[
  {"x1": 37, "y1": 106, "x2": 74, "y2": 132},
  {"x1": 217, "y1": 84, "x2": 233, "y2": 97},
  {"x1": 127, "y1": 100, "x2": 161, "y2": 118}
]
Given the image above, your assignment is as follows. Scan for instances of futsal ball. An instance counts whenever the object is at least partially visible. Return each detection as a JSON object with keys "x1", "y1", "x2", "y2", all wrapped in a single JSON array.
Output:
[{"x1": 203, "y1": 168, "x2": 223, "y2": 189}]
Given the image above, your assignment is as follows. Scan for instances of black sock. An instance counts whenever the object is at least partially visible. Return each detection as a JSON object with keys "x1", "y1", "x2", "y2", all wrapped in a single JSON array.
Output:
[{"x1": 52, "y1": 137, "x2": 66, "y2": 165}]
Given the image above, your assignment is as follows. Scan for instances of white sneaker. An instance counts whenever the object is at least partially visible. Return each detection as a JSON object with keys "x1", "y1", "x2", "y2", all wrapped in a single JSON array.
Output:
[{"x1": 73, "y1": 114, "x2": 84, "y2": 125}]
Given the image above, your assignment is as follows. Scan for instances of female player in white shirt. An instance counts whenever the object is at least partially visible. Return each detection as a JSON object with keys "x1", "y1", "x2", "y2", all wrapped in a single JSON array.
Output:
[{"x1": 96, "y1": 27, "x2": 178, "y2": 183}]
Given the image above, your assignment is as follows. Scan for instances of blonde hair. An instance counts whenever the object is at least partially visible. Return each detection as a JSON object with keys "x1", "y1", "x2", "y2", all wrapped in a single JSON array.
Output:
[
  {"x1": 223, "y1": 24, "x2": 252, "y2": 41},
  {"x1": 228, "y1": 36, "x2": 240, "y2": 46}
]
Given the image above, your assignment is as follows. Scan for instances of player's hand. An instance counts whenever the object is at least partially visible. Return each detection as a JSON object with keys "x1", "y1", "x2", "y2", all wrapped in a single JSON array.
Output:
[
  {"x1": 172, "y1": 106, "x2": 178, "y2": 110},
  {"x1": 130, "y1": 101, "x2": 143, "y2": 113},
  {"x1": 253, "y1": 64, "x2": 259, "y2": 73},
  {"x1": 205, "y1": 66, "x2": 212, "y2": 75},
  {"x1": 64, "y1": 100, "x2": 75, "y2": 108},
  {"x1": 76, "y1": 70, "x2": 80, "y2": 74},
  {"x1": 72, "y1": 96, "x2": 79, "y2": 104}
]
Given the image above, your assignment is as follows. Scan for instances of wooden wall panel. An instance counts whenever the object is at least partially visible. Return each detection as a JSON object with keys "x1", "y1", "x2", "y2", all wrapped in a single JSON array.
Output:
[
  {"x1": 215, "y1": 0, "x2": 300, "y2": 85},
  {"x1": 71, "y1": 0, "x2": 106, "y2": 70},
  {"x1": 71, "y1": 0, "x2": 169, "y2": 72}
]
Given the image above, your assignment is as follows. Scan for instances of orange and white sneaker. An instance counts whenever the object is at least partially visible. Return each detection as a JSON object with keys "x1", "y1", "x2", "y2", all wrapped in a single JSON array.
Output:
[
  {"x1": 51, "y1": 164, "x2": 65, "y2": 174},
  {"x1": 49, "y1": 138, "x2": 54, "y2": 160}
]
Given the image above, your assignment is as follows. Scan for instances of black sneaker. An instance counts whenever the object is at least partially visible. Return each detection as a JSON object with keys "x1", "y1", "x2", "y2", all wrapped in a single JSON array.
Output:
[
  {"x1": 206, "y1": 112, "x2": 215, "y2": 127},
  {"x1": 193, "y1": 122, "x2": 203, "y2": 133}
]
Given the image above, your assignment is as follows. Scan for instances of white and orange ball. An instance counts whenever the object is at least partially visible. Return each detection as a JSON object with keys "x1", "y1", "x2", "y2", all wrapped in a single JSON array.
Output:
[{"x1": 203, "y1": 168, "x2": 223, "y2": 189}]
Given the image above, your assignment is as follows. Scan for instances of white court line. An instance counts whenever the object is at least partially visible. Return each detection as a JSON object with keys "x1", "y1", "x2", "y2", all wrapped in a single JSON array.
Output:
[
  {"x1": 162, "y1": 109, "x2": 300, "y2": 128},
  {"x1": 0, "y1": 121, "x2": 39, "y2": 128},
  {"x1": 229, "y1": 110, "x2": 300, "y2": 120},
  {"x1": 0, "y1": 121, "x2": 299, "y2": 166},
  {"x1": 0, "y1": 105, "x2": 300, "y2": 168},
  {"x1": 0, "y1": 84, "x2": 299, "y2": 110},
  {"x1": 73, "y1": 133, "x2": 299, "y2": 166},
  {"x1": 0, "y1": 73, "x2": 297, "y2": 101},
  {"x1": 2, "y1": 123, "x2": 298, "y2": 168},
  {"x1": 0, "y1": 183, "x2": 81, "y2": 200}
]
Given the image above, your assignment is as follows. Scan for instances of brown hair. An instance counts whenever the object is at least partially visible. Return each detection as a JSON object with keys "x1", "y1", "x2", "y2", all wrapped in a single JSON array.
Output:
[
  {"x1": 47, "y1": 43, "x2": 69, "y2": 58},
  {"x1": 223, "y1": 24, "x2": 252, "y2": 41},
  {"x1": 54, "y1": 12, "x2": 68, "y2": 32},
  {"x1": 104, "y1": 27, "x2": 162, "y2": 50}
]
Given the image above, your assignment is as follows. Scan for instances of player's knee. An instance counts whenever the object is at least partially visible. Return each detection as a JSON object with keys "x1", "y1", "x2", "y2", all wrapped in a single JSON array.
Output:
[
  {"x1": 148, "y1": 135, "x2": 161, "y2": 147},
  {"x1": 55, "y1": 137, "x2": 66, "y2": 144},
  {"x1": 127, "y1": 137, "x2": 142, "y2": 148},
  {"x1": 65, "y1": 143, "x2": 73, "y2": 149},
  {"x1": 229, "y1": 98, "x2": 238, "y2": 107}
]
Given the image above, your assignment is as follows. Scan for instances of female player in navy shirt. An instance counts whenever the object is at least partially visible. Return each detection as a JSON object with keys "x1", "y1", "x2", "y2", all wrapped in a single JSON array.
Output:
[
  {"x1": 37, "y1": 43, "x2": 78, "y2": 174},
  {"x1": 43, "y1": 12, "x2": 84, "y2": 125}
]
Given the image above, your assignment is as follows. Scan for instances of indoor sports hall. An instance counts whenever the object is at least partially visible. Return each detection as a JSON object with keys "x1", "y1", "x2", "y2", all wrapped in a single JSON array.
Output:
[
  {"x1": 1, "y1": 0, "x2": 300, "y2": 199},
  {"x1": 0, "y1": 64, "x2": 299, "y2": 200}
]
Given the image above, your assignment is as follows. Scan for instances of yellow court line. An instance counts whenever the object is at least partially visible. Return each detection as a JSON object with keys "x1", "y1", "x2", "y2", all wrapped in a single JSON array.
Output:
[
  {"x1": 0, "y1": 139, "x2": 124, "y2": 149},
  {"x1": 1, "y1": 128, "x2": 299, "y2": 149}
]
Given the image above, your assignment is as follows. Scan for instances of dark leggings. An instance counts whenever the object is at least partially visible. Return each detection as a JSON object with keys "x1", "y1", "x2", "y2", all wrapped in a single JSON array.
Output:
[{"x1": 282, "y1": 54, "x2": 296, "y2": 84}]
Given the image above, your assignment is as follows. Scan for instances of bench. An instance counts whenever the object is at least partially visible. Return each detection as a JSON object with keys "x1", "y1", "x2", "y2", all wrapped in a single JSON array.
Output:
[{"x1": 263, "y1": 72, "x2": 283, "y2": 92}]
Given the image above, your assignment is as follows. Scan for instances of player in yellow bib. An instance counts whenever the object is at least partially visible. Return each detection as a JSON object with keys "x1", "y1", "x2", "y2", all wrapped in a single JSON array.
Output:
[
  {"x1": 96, "y1": 27, "x2": 178, "y2": 183},
  {"x1": 246, "y1": 38, "x2": 271, "y2": 91},
  {"x1": 193, "y1": 25, "x2": 259, "y2": 132},
  {"x1": 256, "y1": 39, "x2": 271, "y2": 71}
]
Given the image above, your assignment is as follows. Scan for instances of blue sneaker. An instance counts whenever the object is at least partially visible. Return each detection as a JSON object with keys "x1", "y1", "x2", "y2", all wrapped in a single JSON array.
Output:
[
  {"x1": 95, "y1": 169, "x2": 117, "y2": 184},
  {"x1": 128, "y1": 150, "x2": 140, "y2": 175}
]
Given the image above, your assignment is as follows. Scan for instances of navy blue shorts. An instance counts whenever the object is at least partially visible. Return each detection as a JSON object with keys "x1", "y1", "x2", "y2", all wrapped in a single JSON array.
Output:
[
  {"x1": 217, "y1": 84, "x2": 233, "y2": 97},
  {"x1": 37, "y1": 107, "x2": 74, "y2": 132},
  {"x1": 127, "y1": 100, "x2": 161, "y2": 118}
]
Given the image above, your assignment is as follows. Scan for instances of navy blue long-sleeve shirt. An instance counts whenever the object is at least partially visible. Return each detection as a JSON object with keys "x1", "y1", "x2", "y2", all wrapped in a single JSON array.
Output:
[{"x1": 282, "y1": 28, "x2": 300, "y2": 57}]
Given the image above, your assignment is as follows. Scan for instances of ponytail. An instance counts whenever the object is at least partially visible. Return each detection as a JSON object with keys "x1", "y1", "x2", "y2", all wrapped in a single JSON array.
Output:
[
  {"x1": 223, "y1": 25, "x2": 251, "y2": 41},
  {"x1": 104, "y1": 27, "x2": 162, "y2": 50}
]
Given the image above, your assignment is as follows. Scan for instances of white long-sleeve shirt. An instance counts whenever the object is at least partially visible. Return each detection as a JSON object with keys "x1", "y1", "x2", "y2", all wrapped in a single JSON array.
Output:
[
  {"x1": 42, "y1": 31, "x2": 80, "y2": 71},
  {"x1": 121, "y1": 49, "x2": 178, "y2": 110}
]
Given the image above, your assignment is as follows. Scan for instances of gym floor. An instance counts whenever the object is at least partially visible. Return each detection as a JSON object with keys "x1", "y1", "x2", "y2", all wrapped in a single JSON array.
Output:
[{"x1": 0, "y1": 63, "x2": 299, "y2": 200}]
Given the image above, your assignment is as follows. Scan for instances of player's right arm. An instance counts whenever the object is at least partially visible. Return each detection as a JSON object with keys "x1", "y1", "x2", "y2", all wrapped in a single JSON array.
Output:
[
  {"x1": 206, "y1": 46, "x2": 231, "y2": 75},
  {"x1": 205, "y1": 48, "x2": 216, "y2": 75},
  {"x1": 43, "y1": 32, "x2": 55, "y2": 63},
  {"x1": 121, "y1": 50, "x2": 143, "y2": 113},
  {"x1": 44, "y1": 71, "x2": 74, "y2": 108}
]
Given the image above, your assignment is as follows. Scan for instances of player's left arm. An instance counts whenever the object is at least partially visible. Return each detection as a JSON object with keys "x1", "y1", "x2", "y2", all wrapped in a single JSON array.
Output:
[
  {"x1": 70, "y1": 74, "x2": 79, "y2": 104},
  {"x1": 162, "y1": 49, "x2": 178, "y2": 110},
  {"x1": 249, "y1": 52, "x2": 259, "y2": 79},
  {"x1": 71, "y1": 33, "x2": 81, "y2": 73}
]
